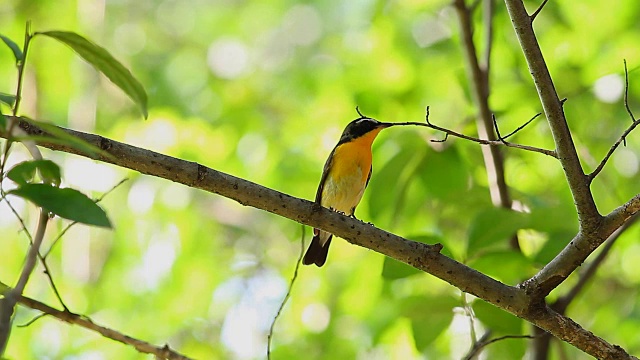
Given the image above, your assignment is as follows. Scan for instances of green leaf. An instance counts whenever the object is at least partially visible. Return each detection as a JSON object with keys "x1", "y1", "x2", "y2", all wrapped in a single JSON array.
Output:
[
  {"x1": 368, "y1": 144, "x2": 419, "y2": 220},
  {"x1": 418, "y1": 146, "x2": 470, "y2": 201},
  {"x1": 382, "y1": 257, "x2": 421, "y2": 280},
  {"x1": 467, "y1": 250, "x2": 535, "y2": 285},
  {"x1": 0, "y1": 34, "x2": 23, "y2": 62},
  {"x1": 0, "y1": 112, "x2": 5, "y2": 128},
  {"x1": 402, "y1": 295, "x2": 458, "y2": 350},
  {"x1": 7, "y1": 160, "x2": 62, "y2": 186},
  {"x1": 473, "y1": 300, "x2": 523, "y2": 334},
  {"x1": 0, "y1": 280, "x2": 8, "y2": 294},
  {"x1": 9, "y1": 184, "x2": 111, "y2": 228},
  {"x1": 18, "y1": 117, "x2": 110, "y2": 159},
  {"x1": 467, "y1": 208, "x2": 529, "y2": 254},
  {"x1": 37, "y1": 31, "x2": 148, "y2": 118},
  {"x1": 533, "y1": 230, "x2": 574, "y2": 264},
  {"x1": 0, "y1": 92, "x2": 16, "y2": 107}
]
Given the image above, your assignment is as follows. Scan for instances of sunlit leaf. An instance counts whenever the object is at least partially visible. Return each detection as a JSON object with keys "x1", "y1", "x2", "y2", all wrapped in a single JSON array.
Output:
[
  {"x1": 0, "y1": 92, "x2": 16, "y2": 107},
  {"x1": 9, "y1": 184, "x2": 111, "y2": 228},
  {"x1": 467, "y1": 208, "x2": 530, "y2": 254},
  {"x1": 533, "y1": 230, "x2": 574, "y2": 264},
  {"x1": 368, "y1": 144, "x2": 419, "y2": 221},
  {"x1": 37, "y1": 31, "x2": 148, "y2": 118},
  {"x1": 0, "y1": 34, "x2": 23, "y2": 62},
  {"x1": 402, "y1": 295, "x2": 458, "y2": 350},
  {"x1": 473, "y1": 300, "x2": 523, "y2": 334},
  {"x1": 382, "y1": 257, "x2": 420, "y2": 279},
  {"x1": 418, "y1": 146, "x2": 470, "y2": 200},
  {"x1": 467, "y1": 250, "x2": 535, "y2": 285},
  {"x1": 7, "y1": 159, "x2": 62, "y2": 186}
]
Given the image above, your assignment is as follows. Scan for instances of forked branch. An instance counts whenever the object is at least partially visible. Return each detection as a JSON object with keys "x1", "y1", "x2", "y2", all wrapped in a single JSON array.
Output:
[{"x1": 588, "y1": 60, "x2": 640, "y2": 183}]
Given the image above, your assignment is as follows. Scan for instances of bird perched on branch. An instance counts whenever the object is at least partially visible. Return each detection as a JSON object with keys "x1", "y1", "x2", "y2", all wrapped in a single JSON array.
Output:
[{"x1": 303, "y1": 111, "x2": 399, "y2": 267}]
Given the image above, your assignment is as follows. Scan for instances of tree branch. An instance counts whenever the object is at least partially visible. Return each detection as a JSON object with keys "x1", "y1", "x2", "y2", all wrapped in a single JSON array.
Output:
[
  {"x1": 588, "y1": 61, "x2": 640, "y2": 183},
  {"x1": 397, "y1": 111, "x2": 557, "y2": 157},
  {"x1": 523, "y1": 193, "x2": 640, "y2": 297},
  {"x1": 0, "y1": 118, "x2": 636, "y2": 359},
  {"x1": 0, "y1": 208, "x2": 48, "y2": 354},
  {"x1": 15, "y1": 294, "x2": 191, "y2": 360},
  {"x1": 503, "y1": 0, "x2": 601, "y2": 229},
  {"x1": 453, "y1": 0, "x2": 514, "y2": 217},
  {"x1": 532, "y1": 214, "x2": 637, "y2": 359}
]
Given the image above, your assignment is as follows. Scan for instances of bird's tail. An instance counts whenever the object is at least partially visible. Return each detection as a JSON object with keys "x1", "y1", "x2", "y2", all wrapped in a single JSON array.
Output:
[{"x1": 302, "y1": 229, "x2": 333, "y2": 267}]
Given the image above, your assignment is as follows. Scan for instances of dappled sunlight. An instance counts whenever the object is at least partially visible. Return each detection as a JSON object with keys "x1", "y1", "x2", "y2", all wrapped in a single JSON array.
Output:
[{"x1": 301, "y1": 303, "x2": 330, "y2": 333}]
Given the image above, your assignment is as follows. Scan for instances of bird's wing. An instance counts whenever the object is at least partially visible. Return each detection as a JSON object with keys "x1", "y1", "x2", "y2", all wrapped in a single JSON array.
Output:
[
  {"x1": 315, "y1": 147, "x2": 336, "y2": 204},
  {"x1": 365, "y1": 164, "x2": 373, "y2": 188}
]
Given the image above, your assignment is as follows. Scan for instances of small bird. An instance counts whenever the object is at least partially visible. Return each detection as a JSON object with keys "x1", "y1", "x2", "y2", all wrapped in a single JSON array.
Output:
[{"x1": 303, "y1": 113, "x2": 398, "y2": 267}]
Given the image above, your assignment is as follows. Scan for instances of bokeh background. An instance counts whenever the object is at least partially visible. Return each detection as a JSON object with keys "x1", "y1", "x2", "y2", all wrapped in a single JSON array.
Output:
[{"x1": 2, "y1": 0, "x2": 640, "y2": 358}]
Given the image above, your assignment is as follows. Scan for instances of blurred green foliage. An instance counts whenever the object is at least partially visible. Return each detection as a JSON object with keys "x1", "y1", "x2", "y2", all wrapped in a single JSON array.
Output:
[{"x1": 2, "y1": 0, "x2": 640, "y2": 359}]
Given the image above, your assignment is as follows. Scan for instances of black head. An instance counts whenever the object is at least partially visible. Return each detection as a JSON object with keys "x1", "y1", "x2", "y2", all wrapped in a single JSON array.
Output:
[{"x1": 337, "y1": 117, "x2": 392, "y2": 145}]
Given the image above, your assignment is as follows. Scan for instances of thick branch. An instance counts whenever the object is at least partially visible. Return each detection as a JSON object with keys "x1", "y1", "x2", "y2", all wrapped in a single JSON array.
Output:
[
  {"x1": 523, "y1": 194, "x2": 640, "y2": 296},
  {"x1": 503, "y1": 0, "x2": 601, "y2": 228},
  {"x1": 0, "y1": 118, "x2": 636, "y2": 359}
]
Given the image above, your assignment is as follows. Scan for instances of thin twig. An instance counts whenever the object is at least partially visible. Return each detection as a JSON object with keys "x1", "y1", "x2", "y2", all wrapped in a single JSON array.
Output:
[
  {"x1": 461, "y1": 292, "x2": 478, "y2": 347},
  {"x1": 588, "y1": 120, "x2": 640, "y2": 182},
  {"x1": 464, "y1": 334, "x2": 536, "y2": 360},
  {"x1": 15, "y1": 294, "x2": 191, "y2": 360},
  {"x1": 267, "y1": 225, "x2": 305, "y2": 359},
  {"x1": 0, "y1": 22, "x2": 32, "y2": 179},
  {"x1": 624, "y1": 60, "x2": 635, "y2": 124},
  {"x1": 2, "y1": 192, "x2": 67, "y2": 310},
  {"x1": 502, "y1": 113, "x2": 542, "y2": 140},
  {"x1": 17, "y1": 312, "x2": 47, "y2": 328},
  {"x1": 43, "y1": 178, "x2": 128, "y2": 259},
  {"x1": 530, "y1": 0, "x2": 550, "y2": 22},
  {"x1": 0, "y1": 210, "x2": 49, "y2": 355},
  {"x1": 492, "y1": 114, "x2": 507, "y2": 144},
  {"x1": 393, "y1": 108, "x2": 557, "y2": 158}
]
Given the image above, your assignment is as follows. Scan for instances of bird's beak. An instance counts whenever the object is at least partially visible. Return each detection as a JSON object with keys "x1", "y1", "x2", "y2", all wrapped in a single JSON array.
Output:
[{"x1": 378, "y1": 122, "x2": 395, "y2": 128}]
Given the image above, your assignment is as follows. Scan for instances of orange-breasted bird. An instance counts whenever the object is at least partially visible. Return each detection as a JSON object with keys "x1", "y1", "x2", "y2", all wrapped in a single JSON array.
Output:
[{"x1": 303, "y1": 114, "x2": 398, "y2": 267}]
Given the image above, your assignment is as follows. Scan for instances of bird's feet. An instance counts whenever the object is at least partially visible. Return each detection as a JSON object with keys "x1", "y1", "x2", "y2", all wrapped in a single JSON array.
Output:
[{"x1": 348, "y1": 213, "x2": 374, "y2": 226}]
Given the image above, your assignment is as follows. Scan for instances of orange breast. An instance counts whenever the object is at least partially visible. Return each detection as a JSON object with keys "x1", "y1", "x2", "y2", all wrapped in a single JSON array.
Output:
[{"x1": 320, "y1": 128, "x2": 382, "y2": 214}]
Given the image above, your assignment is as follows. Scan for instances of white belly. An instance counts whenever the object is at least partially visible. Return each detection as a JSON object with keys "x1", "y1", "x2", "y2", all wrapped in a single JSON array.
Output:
[{"x1": 321, "y1": 167, "x2": 366, "y2": 215}]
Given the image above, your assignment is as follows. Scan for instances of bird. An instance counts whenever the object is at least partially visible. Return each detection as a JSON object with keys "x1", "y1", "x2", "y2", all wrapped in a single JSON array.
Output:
[{"x1": 302, "y1": 112, "x2": 398, "y2": 267}]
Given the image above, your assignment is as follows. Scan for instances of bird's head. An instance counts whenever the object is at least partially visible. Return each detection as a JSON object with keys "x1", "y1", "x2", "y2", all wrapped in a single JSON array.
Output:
[{"x1": 338, "y1": 116, "x2": 394, "y2": 145}]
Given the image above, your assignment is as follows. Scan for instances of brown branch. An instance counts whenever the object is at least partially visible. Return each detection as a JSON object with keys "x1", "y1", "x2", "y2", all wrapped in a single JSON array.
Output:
[
  {"x1": 503, "y1": 0, "x2": 605, "y2": 301},
  {"x1": 453, "y1": 0, "x2": 514, "y2": 216},
  {"x1": 554, "y1": 214, "x2": 637, "y2": 314},
  {"x1": 16, "y1": 294, "x2": 191, "y2": 359},
  {"x1": 530, "y1": 0, "x2": 549, "y2": 22},
  {"x1": 465, "y1": 333, "x2": 536, "y2": 360},
  {"x1": 503, "y1": 0, "x2": 600, "y2": 229},
  {"x1": 523, "y1": 193, "x2": 640, "y2": 297},
  {"x1": 0, "y1": 209, "x2": 49, "y2": 354},
  {"x1": 531, "y1": 214, "x2": 638, "y2": 359},
  {"x1": 395, "y1": 110, "x2": 557, "y2": 157},
  {"x1": 0, "y1": 118, "x2": 636, "y2": 359}
]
